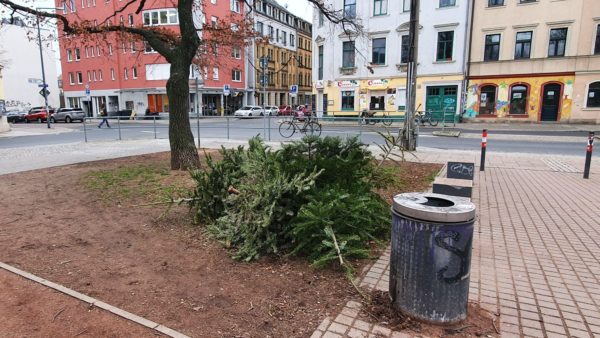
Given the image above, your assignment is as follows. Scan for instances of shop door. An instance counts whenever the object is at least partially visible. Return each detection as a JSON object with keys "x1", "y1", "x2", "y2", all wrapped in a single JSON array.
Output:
[
  {"x1": 425, "y1": 86, "x2": 457, "y2": 121},
  {"x1": 541, "y1": 84, "x2": 561, "y2": 121}
]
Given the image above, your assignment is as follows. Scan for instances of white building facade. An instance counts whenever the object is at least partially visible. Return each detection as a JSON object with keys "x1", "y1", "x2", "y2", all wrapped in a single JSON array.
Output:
[
  {"x1": 0, "y1": 20, "x2": 60, "y2": 112},
  {"x1": 312, "y1": 0, "x2": 470, "y2": 119}
]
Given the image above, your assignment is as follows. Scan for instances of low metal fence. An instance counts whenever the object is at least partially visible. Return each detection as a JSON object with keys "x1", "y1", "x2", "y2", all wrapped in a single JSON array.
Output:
[{"x1": 79, "y1": 110, "x2": 454, "y2": 144}]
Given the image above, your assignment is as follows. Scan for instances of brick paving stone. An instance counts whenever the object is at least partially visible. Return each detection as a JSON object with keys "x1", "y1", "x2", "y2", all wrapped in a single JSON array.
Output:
[{"x1": 334, "y1": 314, "x2": 354, "y2": 326}]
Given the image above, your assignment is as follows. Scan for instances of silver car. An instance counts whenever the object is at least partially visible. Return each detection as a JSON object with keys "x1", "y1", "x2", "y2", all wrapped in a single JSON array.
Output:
[{"x1": 51, "y1": 107, "x2": 86, "y2": 123}]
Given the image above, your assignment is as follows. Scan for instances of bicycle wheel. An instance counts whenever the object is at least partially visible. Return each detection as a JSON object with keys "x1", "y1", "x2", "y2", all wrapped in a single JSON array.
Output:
[
  {"x1": 279, "y1": 121, "x2": 296, "y2": 138},
  {"x1": 308, "y1": 121, "x2": 322, "y2": 136},
  {"x1": 429, "y1": 117, "x2": 439, "y2": 127},
  {"x1": 382, "y1": 113, "x2": 393, "y2": 126}
]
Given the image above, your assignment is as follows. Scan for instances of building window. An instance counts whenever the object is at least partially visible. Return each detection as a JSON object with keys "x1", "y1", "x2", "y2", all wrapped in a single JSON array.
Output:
[
  {"x1": 403, "y1": 0, "x2": 410, "y2": 12},
  {"x1": 401, "y1": 35, "x2": 410, "y2": 64},
  {"x1": 318, "y1": 45, "x2": 324, "y2": 80},
  {"x1": 93, "y1": 70, "x2": 97, "y2": 81},
  {"x1": 144, "y1": 42, "x2": 156, "y2": 53},
  {"x1": 67, "y1": 49, "x2": 72, "y2": 62},
  {"x1": 341, "y1": 91, "x2": 355, "y2": 111},
  {"x1": 77, "y1": 72, "x2": 83, "y2": 84},
  {"x1": 436, "y1": 31, "x2": 454, "y2": 61},
  {"x1": 488, "y1": 0, "x2": 504, "y2": 6},
  {"x1": 230, "y1": 0, "x2": 240, "y2": 13},
  {"x1": 519, "y1": 0, "x2": 536, "y2": 3},
  {"x1": 213, "y1": 67, "x2": 219, "y2": 80},
  {"x1": 111, "y1": 68, "x2": 115, "y2": 80},
  {"x1": 587, "y1": 82, "x2": 600, "y2": 108},
  {"x1": 232, "y1": 69, "x2": 241, "y2": 82},
  {"x1": 594, "y1": 25, "x2": 600, "y2": 55},
  {"x1": 108, "y1": 44, "x2": 113, "y2": 55},
  {"x1": 344, "y1": 0, "x2": 356, "y2": 19},
  {"x1": 70, "y1": 0, "x2": 76, "y2": 12},
  {"x1": 342, "y1": 41, "x2": 355, "y2": 68},
  {"x1": 99, "y1": 70, "x2": 103, "y2": 81},
  {"x1": 318, "y1": 11, "x2": 324, "y2": 27},
  {"x1": 268, "y1": 26, "x2": 274, "y2": 39},
  {"x1": 211, "y1": 16, "x2": 217, "y2": 28},
  {"x1": 439, "y1": 0, "x2": 455, "y2": 8},
  {"x1": 231, "y1": 46, "x2": 241, "y2": 59},
  {"x1": 290, "y1": 34, "x2": 295, "y2": 47},
  {"x1": 132, "y1": 67, "x2": 138, "y2": 79},
  {"x1": 515, "y1": 31, "x2": 532, "y2": 59},
  {"x1": 87, "y1": 71, "x2": 91, "y2": 82},
  {"x1": 142, "y1": 9, "x2": 178, "y2": 26},
  {"x1": 131, "y1": 41, "x2": 137, "y2": 53},
  {"x1": 479, "y1": 85, "x2": 497, "y2": 115},
  {"x1": 124, "y1": 68, "x2": 128, "y2": 80},
  {"x1": 548, "y1": 28, "x2": 567, "y2": 57},
  {"x1": 373, "y1": 0, "x2": 387, "y2": 16},
  {"x1": 75, "y1": 48, "x2": 80, "y2": 61},
  {"x1": 484, "y1": 34, "x2": 500, "y2": 61},
  {"x1": 371, "y1": 38, "x2": 386, "y2": 65},
  {"x1": 68, "y1": 72, "x2": 74, "y2": 85},
  {"x1": 128, "y1": 14, "x2": 134, "y2": 26},
  {"x1": 509, "y1": 85, "x2": 528, "y2": 115},
  {"x1": 256, "y1": 21, "x2": 263, "y2": 35}
]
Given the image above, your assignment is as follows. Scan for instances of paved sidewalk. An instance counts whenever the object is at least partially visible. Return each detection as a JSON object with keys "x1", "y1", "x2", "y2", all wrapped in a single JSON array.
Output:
[{"x1": 314, "y1": 151, "x2": 600, "y2": 338}]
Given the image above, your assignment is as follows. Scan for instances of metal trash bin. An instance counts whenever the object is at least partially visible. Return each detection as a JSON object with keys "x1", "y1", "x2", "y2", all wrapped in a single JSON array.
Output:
[{"x1": 389, "y1": 192, "x2": 476, "y2": 325}]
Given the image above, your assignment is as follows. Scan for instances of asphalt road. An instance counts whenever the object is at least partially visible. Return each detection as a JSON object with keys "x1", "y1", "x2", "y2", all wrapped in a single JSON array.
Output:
[{"x1": 0, "y1": 118, "x2": 590, "y2": 156}]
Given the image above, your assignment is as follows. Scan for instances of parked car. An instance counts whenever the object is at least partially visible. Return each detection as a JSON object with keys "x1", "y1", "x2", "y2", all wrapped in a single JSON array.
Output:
[
  {"x1": 5, "y1": 110, "x2": 27, "y2": 123},
  {"x1": 234, "y1": 106, "x2": 264, "y2": 117},
  {"x1": 51, "y1": 107, "x2": 85, "y2": 123},
  {"x1": 24, "y1": 107, "x2": 53, "y2": 123},
  {"x1": 279, "y1": 105, "x2": 292, "y2": 116},
  {"x1": 264, "y1": 106, "x2": 279, "y2": 116}
]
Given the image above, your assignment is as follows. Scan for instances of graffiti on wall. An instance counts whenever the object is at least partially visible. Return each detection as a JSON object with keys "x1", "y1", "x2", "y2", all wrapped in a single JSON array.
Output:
[
  {"x1": 466, "y1": 76, "x2": 575, "y2": 120},
  {"x1": 3, "y1": 99, "x2": 32, "y2": 110}
]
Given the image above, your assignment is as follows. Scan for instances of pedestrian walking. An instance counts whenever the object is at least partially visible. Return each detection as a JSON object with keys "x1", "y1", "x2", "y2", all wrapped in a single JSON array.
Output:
[{"x1": 98, "y1": 104, "x2": 110, "y2": 128}]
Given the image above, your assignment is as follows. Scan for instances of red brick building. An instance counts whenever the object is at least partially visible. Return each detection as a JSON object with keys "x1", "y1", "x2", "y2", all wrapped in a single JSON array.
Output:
[{"x1": 56, "y1": 0, "x2": 246, "y2": 117}]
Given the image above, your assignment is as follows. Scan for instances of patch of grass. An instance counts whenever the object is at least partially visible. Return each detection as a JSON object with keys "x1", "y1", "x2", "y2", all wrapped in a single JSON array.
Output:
[{"x1": 82, "y1": 164, "x2": 189, "y2": 203}]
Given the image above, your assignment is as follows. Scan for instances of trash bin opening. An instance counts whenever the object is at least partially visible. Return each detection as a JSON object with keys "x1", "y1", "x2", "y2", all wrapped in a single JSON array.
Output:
[{"x1": 421, "y1": 197, "x2": 454, "y2": 208}]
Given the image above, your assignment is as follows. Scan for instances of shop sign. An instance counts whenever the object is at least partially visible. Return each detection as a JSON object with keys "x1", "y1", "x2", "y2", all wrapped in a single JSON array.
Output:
[
  {"x1": 336, "y1": 80, "x2": 359, "y2": 88},
  {"x1": 367, "y1": 79, "x2": 389, "y2": 88},
  {"x1": 314, "y1": 80, "x2": 324, "y2": 89}
]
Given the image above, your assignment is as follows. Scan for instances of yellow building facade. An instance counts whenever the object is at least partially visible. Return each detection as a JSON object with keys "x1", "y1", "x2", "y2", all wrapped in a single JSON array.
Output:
[{"x1": 466, "y1": 0, "x2": 600, "y2": 123}]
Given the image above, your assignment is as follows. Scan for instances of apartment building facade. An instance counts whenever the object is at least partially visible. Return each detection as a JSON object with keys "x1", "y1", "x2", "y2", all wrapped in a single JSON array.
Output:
[
  {"x1": 466, "y1": 0, "x2": 600, "y2": 123},
  {"x1": 249, "y1": 0, "x2": 312, "y2": 108},
  {"x1": 57, "y1": 0, "x2": 246, "y2": 117},
  {"x1": 312, "y1": 0, "x2": 470, "y2": 118},
  {"x1": 0, "y1": 19, "x2": 60, "y2": 111}
]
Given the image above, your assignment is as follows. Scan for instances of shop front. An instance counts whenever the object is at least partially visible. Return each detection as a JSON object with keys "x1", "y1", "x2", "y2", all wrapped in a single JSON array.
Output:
[{"x1": 465, "y1": 73, "x2": 575, "y2": 122}]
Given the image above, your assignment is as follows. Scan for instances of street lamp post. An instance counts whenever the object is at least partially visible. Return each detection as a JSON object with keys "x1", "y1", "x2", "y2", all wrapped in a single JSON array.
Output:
[{"x1": 35, "y1": 7, "x2": 61, "y2": 129}]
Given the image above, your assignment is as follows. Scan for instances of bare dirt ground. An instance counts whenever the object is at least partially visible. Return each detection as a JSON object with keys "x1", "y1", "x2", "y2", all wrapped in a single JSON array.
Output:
[
  {"x1": 0, "y1": 269, "x2": 160, "y2": 337},
  {"x1": 0, "y1": 151, "x2": 441, "y2": 337}
]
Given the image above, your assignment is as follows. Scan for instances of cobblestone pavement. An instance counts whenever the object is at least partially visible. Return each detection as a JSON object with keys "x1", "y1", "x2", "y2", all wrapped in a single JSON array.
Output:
[{"x1": 313, "y1": 150, "x2": 600, "y2": 338}]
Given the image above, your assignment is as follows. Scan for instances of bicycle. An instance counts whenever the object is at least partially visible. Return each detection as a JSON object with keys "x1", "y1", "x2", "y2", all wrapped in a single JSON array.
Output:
[
  {"x1": 360, "y1": 110, "x2": 393, "y2": 126},
  {"x1": 279, "y1": 115, "x2": 322, "y2": 138},
  {"x1": 414, "y1": 110, "x2": 439, "y2": 127}
]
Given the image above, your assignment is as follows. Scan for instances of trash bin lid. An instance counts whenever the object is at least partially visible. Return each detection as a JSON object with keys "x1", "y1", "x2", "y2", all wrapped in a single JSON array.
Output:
[{"x1": 392, "y1": 192, "x2": 476, "y2": 223}]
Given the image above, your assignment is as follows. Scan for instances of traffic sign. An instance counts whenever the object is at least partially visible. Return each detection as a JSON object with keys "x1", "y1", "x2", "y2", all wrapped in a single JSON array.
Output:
[
  {"x1": 290, "y1": 84, "x2": 298, "y2": 97},
  {"x1": 39, "y1": 88, "x2": 50, "y2": 97},
  {"x1": 223, "y1": 84, "x2": 230, "y2": 96},
  {"x1": 38, "y1": 83, "x2": 48, "y2": 88}
]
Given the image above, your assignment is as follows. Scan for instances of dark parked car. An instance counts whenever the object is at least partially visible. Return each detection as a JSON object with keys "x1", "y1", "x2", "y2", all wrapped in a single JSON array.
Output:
[
  {"x1": 6, "y1": 111, "x2": 27, "y2": 123},
  {"x1": 51, "y1": 107, "x2": 86, "y2": 123}
]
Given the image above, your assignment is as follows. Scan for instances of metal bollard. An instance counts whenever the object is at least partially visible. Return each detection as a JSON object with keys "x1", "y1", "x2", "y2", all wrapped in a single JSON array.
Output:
[
  {"x1": 117, "y1": 117, "x2": 121, "y2": 140},
  {"x1": 227, "y1": 116, "x2": 230, "y2": 140},
  {"x1": 480, "y1": 129, "x2": 487, "y2": 171},
  {"x1": 584, "y1": 131, "x2": 595, "y2": 179},
  {"x1": 268, "y1": 115, "x2": 271, "y2": 141},
  {"x1": 83, "y1": 117, "x2": 88, "y2": 143},
  {"x1": 153, "y1": 116, "x2": 157, "y2": 139}
]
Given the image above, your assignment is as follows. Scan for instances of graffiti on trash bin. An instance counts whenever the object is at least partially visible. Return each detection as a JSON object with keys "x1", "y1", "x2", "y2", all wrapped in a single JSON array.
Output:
[{"x1": 434, "y1": 231, "x2": 472, "y2": 284}]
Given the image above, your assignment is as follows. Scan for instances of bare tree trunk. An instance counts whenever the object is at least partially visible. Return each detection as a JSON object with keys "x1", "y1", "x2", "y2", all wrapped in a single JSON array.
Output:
[{"x1": 167, "y1": 58, "x2": 200, "y2": 170}]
